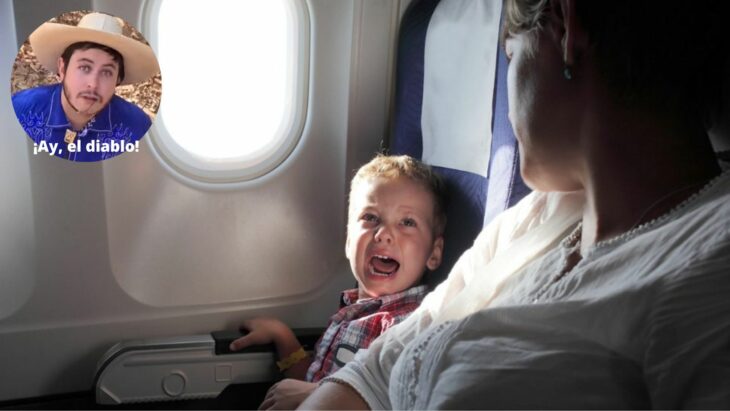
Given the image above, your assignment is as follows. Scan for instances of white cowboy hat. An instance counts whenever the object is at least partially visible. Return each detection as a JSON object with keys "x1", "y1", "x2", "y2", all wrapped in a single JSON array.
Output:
[{"x1": 29, "y1": 12, "x2": 160, "y2": 85}]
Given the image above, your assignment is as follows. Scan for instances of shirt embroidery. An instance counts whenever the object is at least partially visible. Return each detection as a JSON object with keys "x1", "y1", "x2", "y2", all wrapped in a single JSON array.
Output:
[{"x1": 12, "y1": 83, "x2": 151, "y2": 162}]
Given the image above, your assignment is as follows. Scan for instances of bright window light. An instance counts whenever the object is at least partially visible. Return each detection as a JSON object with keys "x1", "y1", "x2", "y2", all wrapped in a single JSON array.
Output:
[{"x1": 149, "y1": 0, "x2": 308, "y2": 182}]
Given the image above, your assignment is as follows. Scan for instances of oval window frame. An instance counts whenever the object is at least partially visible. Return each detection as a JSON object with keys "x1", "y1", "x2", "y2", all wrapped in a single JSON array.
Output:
[{"x1": 141, "y1": 0, "x2": 310, "y2": 184}]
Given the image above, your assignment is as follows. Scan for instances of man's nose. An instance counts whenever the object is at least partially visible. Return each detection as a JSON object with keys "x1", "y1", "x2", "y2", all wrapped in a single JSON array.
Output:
[
  {"x1": 87, "y1": 74, "x2": 99, "y2": 89},
  {"x1": 374, "y1": 225, "x2": 394, "y2": 244}
]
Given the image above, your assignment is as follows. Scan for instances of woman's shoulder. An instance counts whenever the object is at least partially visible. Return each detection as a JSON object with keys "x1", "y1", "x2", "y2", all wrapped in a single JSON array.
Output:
[
  {"x1": 640, "y1": 170, "x2": 730, "y2": 284},
  {"x1": 675, "y1": 169, "x2": 730, "y2": 241},
  {"x1": 475, "y1": 190, "x2": 584, "y2": 255}
]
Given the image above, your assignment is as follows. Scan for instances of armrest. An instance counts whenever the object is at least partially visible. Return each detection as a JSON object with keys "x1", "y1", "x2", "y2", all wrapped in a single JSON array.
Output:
[
  {"x1": 211, "y1": 327, "x2": 323, "y2": 355},
  {"x1": 94, "y1": 327, "x2": 324, "y2": 405}
]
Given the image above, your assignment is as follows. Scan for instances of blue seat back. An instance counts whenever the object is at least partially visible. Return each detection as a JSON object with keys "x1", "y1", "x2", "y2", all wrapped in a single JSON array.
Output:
[{"x1": 390, "y1": 0, "x2": 530, "y2": 287}]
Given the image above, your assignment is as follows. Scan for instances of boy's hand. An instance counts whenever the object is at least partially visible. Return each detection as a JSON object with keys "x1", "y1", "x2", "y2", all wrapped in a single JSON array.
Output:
[
  {"x1": 258, "y1": 379, "x2": 317, "y2": 410},
  {"x1": 229, "y1": 317, "x2": 290, "y2": 351},
  {"x1": 230, "y1": 317, "x2": 311, "y2": 380}
]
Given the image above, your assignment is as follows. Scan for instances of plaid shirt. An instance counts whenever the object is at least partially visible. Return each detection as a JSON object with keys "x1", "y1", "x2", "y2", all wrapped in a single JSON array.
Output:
[{"x1": 305, "y1": 284, "x2": 428, "y2": 382}]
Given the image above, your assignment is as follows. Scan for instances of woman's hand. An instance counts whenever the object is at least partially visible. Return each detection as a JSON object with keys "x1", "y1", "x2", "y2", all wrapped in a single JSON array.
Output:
[
  {"x1": 298, "y1": 381, "x2": 369, "y2": 410},
  {"x1": 258, "y1": 379, "x2": 317, "y2": 410},
  {"x1": 229, "y1": 317, "x2": 290, "y2": 351}
]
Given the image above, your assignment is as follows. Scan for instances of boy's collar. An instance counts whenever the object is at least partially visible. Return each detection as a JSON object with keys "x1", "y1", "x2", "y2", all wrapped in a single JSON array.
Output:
[{"x1": 340, "y1": 284, "x2": 429, "y2": 308}]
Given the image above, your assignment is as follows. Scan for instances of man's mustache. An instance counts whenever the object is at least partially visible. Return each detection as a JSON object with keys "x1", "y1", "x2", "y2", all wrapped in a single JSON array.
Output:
[{"x1": 77, "y1": 92, "x2": 101, "y2": 102}]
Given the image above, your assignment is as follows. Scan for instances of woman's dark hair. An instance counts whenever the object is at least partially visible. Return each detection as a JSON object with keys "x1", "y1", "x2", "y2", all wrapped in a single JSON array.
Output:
[
  {"x1": 504, "y1": 0, "x2": 729, "y2": 119},
  {"x1": 60, "y1": 41, "x2": 125, "y2": 84}
]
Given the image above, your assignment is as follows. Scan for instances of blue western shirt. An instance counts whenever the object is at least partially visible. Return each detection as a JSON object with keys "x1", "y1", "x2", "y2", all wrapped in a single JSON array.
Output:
[{"x1": 12, "y1": 83, "x2": 151, "y2": 162}]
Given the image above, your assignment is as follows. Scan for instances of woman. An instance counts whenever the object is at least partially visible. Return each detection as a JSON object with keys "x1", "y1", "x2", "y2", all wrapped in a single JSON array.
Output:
[{"x1": 300, "y1": 0, "x2": 730, "y2": 408}]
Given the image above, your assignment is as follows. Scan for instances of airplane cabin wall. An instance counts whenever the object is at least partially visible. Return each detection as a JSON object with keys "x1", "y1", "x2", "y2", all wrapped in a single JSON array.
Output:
[
  {"x1": 0, "y1": 0, "x2": 403, "y2": 401},
  {"x1": 0, "y1": 0, "x2": 35, "y2": 324}
]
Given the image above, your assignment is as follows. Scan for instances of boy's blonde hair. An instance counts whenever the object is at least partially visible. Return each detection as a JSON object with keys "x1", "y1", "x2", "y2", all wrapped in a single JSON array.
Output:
[{"x1": 349, "y1": 154, "x2": 447, "y2": 236}]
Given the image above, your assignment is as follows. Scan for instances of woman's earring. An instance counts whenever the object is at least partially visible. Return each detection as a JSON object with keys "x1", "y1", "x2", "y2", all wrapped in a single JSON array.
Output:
[
  {"x1": 561, "y1": 35, "x2": 573, "y2": 80},
  {"x1": 563, "y1": 65, "x2": 573, "y2": 80}
]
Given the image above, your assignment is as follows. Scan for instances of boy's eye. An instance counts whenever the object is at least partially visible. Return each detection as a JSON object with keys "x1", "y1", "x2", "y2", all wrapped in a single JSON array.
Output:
[
  {"x1": 401, "y1": 218, "x2": 416, "y2": 227},
  {"x1": 101, "y1": 69, "x2": 114, "y2": 78},
  {"x1": 360, "y1": 213, "x2": 379, "y2": 223},
  {"x1": 79, "y1": 65, "x2": 91, "y2": 73}
]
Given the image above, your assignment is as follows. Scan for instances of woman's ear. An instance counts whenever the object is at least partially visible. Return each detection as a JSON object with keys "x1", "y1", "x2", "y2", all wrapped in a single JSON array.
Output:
[
  {"x1": 426, "y1": 236, "x2": 444, "y2": 271},
  {"x1": 546, "y1": 0, "x2": 573, "y2": 65},
  {"x1": 548, "y1": 0, "x2": 587, "y2": 68}
]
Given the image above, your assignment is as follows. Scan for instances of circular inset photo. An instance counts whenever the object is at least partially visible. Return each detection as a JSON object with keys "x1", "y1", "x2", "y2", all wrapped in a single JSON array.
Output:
[{"x1": 11, "y1": 11, "x2": 162, "y2": 162}]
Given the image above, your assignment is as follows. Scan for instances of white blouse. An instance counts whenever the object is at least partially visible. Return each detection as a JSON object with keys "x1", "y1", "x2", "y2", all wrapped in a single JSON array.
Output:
[{"x1": 326, "y1": 169, "x2": 730, "y2": 409}]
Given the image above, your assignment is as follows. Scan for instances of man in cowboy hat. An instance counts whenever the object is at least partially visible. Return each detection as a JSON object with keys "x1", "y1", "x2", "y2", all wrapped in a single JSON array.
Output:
[{"x1": 12, "y1": 12, "x2": 160, "y2": 162}]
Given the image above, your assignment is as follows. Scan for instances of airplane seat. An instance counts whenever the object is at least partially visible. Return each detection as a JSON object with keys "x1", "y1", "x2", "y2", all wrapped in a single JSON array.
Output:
[
  {"x1": 709, "y1": 56, "x2": 730, "y2": 163},
  {"x1": 389, "y1": 0, "x2": 529, "y2": 288}
]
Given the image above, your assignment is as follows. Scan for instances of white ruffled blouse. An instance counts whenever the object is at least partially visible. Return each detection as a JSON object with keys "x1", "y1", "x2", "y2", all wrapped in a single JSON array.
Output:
[{"x1": 326, "y1": 169, "x2": 730, "y2": 409}]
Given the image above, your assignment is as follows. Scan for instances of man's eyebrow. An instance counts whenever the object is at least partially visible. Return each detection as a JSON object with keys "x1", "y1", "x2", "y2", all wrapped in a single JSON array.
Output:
[{"x1": 76, "y1": 57, "x2": 118, "y2": 70}]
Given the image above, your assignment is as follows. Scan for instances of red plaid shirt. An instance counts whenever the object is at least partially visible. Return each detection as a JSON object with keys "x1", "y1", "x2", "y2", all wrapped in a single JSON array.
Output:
[{"x1": 305, "y1": 284, "x2": 428, "y2": 382}]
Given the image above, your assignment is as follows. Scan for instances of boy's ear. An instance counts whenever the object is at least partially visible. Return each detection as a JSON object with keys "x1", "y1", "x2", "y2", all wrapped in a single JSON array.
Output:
[
  {"x1": 426, "y1": 236, "x2": 444, "y2": 271},
  {"x1": 344, "y1": 230, "x2": 351, "y2": 259}
]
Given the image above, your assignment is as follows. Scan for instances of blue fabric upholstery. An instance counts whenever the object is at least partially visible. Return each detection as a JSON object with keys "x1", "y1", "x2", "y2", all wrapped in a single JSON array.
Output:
[
  {"x1": 390, "y1": 0, "x2": 530, "y2": 287},
  {"x1": 391, "y1": 0, "x2": 440, "y2": 158},
  {"x1": 484, "y1": 32, "x2": 531, "y2": 227}
]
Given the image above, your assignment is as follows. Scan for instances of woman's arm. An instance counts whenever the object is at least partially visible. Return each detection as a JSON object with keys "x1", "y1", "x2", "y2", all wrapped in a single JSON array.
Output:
[
  {"x1": 644, "y1": 233, "x2": 730, "y2": 408},
  {"x1": 298, "y1": 381, "x2": 369, "y2": 410}
]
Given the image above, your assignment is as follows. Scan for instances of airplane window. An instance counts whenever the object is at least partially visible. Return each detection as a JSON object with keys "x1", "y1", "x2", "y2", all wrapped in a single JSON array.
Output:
[{"x1": 145, "y1": 0, "x2": 309, "y2": 182}]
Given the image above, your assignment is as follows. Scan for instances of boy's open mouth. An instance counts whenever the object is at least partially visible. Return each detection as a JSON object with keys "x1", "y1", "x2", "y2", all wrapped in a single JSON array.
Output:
[{"x1": 369, "y1": 255, "x2": 400, "y2": 277}]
